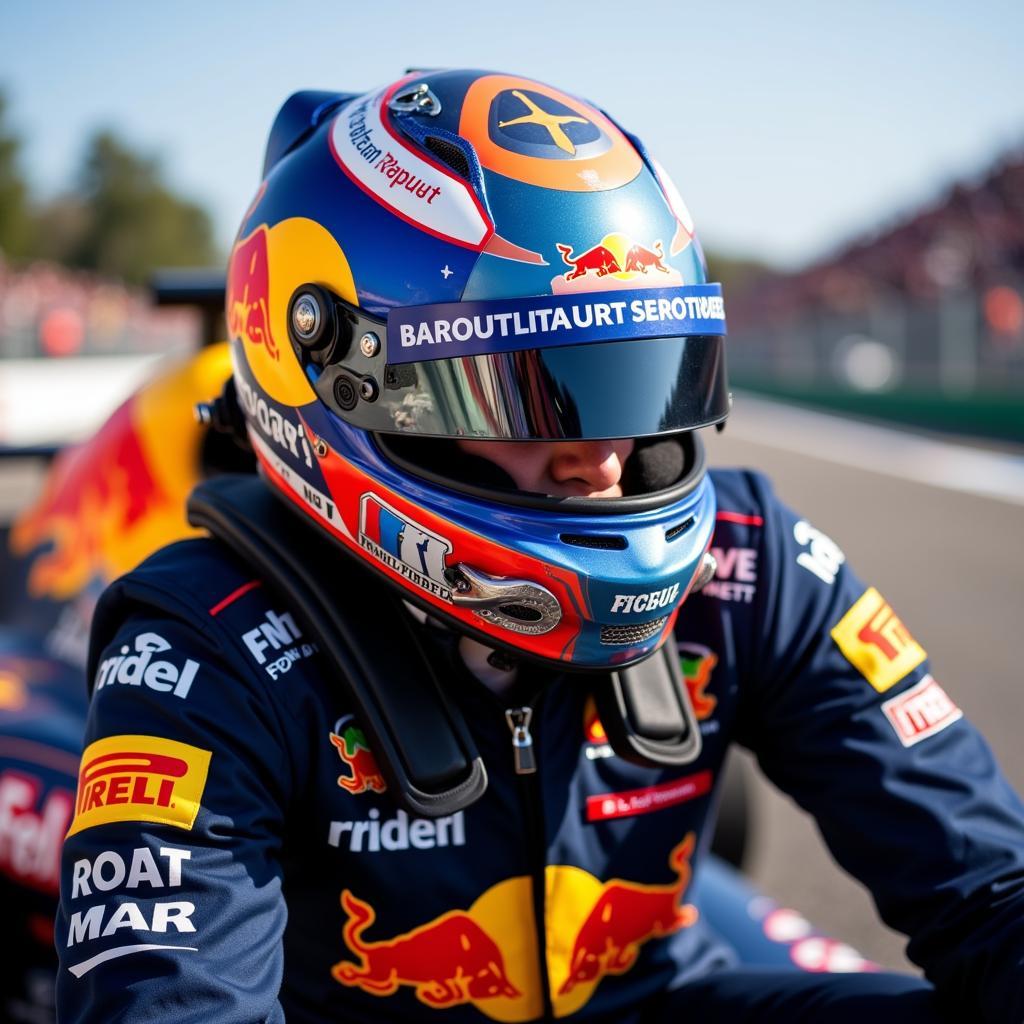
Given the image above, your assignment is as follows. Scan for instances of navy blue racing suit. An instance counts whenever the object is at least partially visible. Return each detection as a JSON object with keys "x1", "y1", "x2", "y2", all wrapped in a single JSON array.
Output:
[{"x1": 55, "y1": 470, "x2": 1024, "y2": 1022}]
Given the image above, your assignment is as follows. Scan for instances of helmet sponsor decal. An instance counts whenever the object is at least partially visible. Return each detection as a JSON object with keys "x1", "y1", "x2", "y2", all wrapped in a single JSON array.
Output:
[
  {"x1": 227, "y1": 228, "x2": 278, "y2": 360},
  {"x1": 249, "y1": 430, "x2": 347, "y2": 535},
  {"x1": 358, "y1": 493, "x2": 453, "y2": 601},
  {"x1": 330, "y1": 84, "x2": 493, "y2": 250},
  {"x1": 585, "y1": 772, "x2": 712, "y2": 822},
  {"x1": 880, "y1": 675, "x2": 962, "y2": 747},
  {"x1": 552, "y1": 233, "x2": 683, "y2": 294},
  {"x1": 609, "y1": 583, "x2": 680, "y2": 615},
  {"x1": 459, "y1": 74, "x2": 643, "y2": 192},
  {"x1": 65, "y1": 844, "x2": 198, "y2": 978},
  {"x1": 329, "y1": 718, "x2": 387, "y2": 795},
  {"x1": 830, "y1": 587, "x2": 927, "y2": 693},
  {"x1": 94, "y1": 632, "x2": 200, "y2": 700},
  {"x1": 227, "y1": 219, "x2": 351, "y2": 407},
  {"x1": 235, "y1": 373, "x2": 314, "y2": 470},
  {"x1": 388, "y1": 283, "x2": 726, "y2": 365},
  {"x1": 67, "y1": 735, "x2": 211, "y2": 836}
]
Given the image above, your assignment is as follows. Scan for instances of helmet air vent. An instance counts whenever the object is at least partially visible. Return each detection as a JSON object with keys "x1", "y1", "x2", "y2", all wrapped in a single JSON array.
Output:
[
  {"x1": 424, "y1": 136, "x2": 472, "y2": 181},
  {"x1": 600, "y1": 618, "x2": 668, "y2": 646},
  {"x1": 560, "y1": 533, "x2": 627, "y2": 551},
  {"x1": 665, "y1": 517, "x2": 695, "y2": 541}
]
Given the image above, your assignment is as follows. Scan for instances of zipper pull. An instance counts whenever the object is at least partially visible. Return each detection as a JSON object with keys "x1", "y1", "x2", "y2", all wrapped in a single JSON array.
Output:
[{"x1": 505, "y1": 707, "x2": 537, "y2": 775}]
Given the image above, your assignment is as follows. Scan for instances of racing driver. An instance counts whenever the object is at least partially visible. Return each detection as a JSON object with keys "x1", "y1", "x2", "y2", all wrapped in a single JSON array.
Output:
[{"x1": 56, "y1": 70, "x2": 1024, "y2": 1022}]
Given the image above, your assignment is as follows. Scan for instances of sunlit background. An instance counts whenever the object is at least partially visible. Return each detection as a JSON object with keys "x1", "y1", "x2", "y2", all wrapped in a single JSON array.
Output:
[
  {"x1": 1, "y1": 0, "x2": 1022, "y2": 980},
  {"x1": 2, "y1": 0, "x2": 1022, "y2": 443}
]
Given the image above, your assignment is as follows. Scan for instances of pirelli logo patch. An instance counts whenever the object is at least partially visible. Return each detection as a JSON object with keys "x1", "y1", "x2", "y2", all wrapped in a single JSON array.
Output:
[
  {"x1": 881, "y1": 676, "x2": 962, "y2": 747},
  {"x1": 830, "y1": 587, "x2": 926, "y2": 693},
  {"x1": 68, "y1": 735, "x2": 212, "y2": 836}
]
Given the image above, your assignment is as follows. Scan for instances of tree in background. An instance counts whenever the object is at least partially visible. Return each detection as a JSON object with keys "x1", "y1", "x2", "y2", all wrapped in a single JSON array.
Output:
[
  {"x1": 0, "y1": 88, "x2": 219, "y2": 282},
  {"x1": 63, "y1": 130, "x2": 218, "y2": 283},
  {"x1": 0, "y1": 90, "x2": 33, "y2": 261}
]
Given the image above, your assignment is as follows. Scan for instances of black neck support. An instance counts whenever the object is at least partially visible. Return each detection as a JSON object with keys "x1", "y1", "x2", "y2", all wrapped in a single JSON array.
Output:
[{"x1": 187, "y1": 476, "x2": 702, "y2": 818}]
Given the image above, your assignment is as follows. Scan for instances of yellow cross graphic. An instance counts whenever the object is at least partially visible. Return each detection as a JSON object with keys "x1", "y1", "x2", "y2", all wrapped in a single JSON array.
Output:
[{"x1": 498, "y1": 90, "x2": 589, "y2": 155}]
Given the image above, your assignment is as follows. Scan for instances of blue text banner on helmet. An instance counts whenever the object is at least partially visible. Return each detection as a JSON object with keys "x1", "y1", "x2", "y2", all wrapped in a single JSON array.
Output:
[{"x1": 386, "y1": 284, "x2": 726, "y2": 365}]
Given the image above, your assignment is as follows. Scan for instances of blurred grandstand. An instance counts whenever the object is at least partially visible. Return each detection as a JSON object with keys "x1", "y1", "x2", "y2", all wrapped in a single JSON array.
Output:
[
  {"x1": 0, "y1": 259, "x2": 201, "y2": 447},
  {"x1": 724, "y1": 150, "x2": 1024, "y2": 444}
]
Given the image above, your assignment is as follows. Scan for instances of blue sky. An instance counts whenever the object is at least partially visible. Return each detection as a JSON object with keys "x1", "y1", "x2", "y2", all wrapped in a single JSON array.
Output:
[{"x1": 2, "y1": 0, "x2": 1022, "y2": 267}]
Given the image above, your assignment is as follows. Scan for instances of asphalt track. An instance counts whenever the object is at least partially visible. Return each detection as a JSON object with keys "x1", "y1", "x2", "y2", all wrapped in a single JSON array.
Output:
[
  {"x1": 706, "y1": 395, "x2": 1024, "y2": 972},
  {"x1": 2, "y1": 394, "x2": 1022, "y2": 975}
]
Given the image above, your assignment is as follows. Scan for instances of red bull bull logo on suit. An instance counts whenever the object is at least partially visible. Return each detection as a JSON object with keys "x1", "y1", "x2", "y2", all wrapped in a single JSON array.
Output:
[{"x1": 330, "y1": 835, "x2": 699, "y2": 1020}]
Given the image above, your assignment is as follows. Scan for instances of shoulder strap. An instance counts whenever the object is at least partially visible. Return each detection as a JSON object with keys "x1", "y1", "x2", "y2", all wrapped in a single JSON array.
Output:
[
  {"x1": 592, "y1": 644, "x2": 703, "y2": 767},
  {"x1": 187, "y1": 475, "x2": 488, "y2": 819}
]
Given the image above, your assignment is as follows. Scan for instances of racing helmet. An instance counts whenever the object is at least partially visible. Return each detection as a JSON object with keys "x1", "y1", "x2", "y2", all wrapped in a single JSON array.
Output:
[{"x1": 226, "y1": 69, "x2": 729, "y2": 671}]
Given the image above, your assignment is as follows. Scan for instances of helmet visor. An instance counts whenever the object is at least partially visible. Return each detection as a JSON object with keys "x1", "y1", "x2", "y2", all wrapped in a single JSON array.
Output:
[{"x1": 309, "y1": 285, "x2": 729, "y2": 440}]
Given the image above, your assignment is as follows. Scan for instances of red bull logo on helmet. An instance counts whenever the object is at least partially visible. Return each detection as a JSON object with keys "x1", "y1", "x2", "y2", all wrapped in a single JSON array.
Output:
[
  {"x1": 227, "y1": 227, "x2": 277, "y2": 360},
  {"x1": 552, "y1": 233, "x2": 684, "y2": 294}
]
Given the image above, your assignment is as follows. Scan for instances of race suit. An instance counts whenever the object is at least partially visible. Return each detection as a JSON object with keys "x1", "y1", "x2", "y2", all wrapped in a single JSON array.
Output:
[{"x1": 55, "y1": 469, "x2": 1024, "y2": 1022}]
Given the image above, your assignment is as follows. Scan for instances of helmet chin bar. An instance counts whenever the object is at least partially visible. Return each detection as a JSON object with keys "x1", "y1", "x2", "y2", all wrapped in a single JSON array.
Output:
[{"x1": 448, "y1": 564, "x2": 562, "y2": 636}]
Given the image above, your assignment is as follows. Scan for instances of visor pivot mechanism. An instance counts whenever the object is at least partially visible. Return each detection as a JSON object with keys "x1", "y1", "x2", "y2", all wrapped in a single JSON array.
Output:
[
  {"x1": 359, "y1": 332, "x2": 381, "y2": 358},
  {"x1": 449, "y1": 564, "x2": 562, "y2": 636},
  {"x1": 287, "y1": 283, "x2": 347, "y2": 359}
]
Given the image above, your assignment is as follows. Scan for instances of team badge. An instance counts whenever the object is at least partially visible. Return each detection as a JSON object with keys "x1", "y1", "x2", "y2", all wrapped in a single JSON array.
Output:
[
  {"x1": 330, "y1": 720, "x2": 387, "y2": 795},
  {"x1": 831, "y1": 587, "x2": 926, "y2": 693}
]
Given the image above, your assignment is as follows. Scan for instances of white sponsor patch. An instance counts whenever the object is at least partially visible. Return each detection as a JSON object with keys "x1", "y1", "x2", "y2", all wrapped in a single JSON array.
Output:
[
  {"x1": 793, "y1": 520, "x2": 845, "y2": 585},
  {"x1": 66, "y1": 845, "x2": 199, "y2": 976},
  {"x1": 94, "y1": 633, "x2": 199, "y2": 699},
  {"x1": 330, "y1": 88, "x2": 490, "y2": 248},
  {"x1": 881, "y1": 675, "x2": 962, "y2": 747},
  {"x1": 327, "y1": 807, "x2": 466, "y2": 853},
  {"x1": 702, "y1": 546, "x2": 758, "y2": 603},
  {"x1": 240, "y1": 609, "x2": 319, "y2": 679}
]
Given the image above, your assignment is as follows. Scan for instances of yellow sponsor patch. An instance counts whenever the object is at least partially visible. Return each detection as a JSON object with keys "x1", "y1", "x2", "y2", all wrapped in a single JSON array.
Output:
[
  {"x1": 67, "y1": 735, "x2": 211, "y2": 836},
  {"x1": 830, "y1": 587, "x2": 926, "y2": 693}
]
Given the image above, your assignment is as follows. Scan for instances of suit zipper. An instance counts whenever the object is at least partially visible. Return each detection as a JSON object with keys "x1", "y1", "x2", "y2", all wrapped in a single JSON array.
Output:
[{"x1": 506, "y1": 702, "x2": 554, "y2": 1020}]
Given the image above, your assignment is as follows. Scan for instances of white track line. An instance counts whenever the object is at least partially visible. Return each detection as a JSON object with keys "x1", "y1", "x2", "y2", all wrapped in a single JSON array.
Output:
[{"x1": 720, "y1": 392, "x2": 1024, "y2": 507}]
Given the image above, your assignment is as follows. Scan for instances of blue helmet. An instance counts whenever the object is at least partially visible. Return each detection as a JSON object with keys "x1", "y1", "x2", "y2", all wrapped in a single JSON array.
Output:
[{"x1": 226, "y1": 69, "x2": 729, "y2": 670}]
